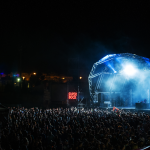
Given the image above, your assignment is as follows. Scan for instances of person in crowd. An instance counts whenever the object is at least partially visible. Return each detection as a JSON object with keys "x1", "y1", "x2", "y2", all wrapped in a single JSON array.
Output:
[{"x1": 1, "y1": 106, "x2": 150, "y2": 150}]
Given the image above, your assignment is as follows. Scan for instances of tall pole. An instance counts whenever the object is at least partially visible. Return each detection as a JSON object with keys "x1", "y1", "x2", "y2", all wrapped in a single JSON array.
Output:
[
  {"x1": 78, "y1": 85, "x2": 80, "y2": 113},
  {"x1": 78, "y1": 56, "x2": 79, "y2": 97},
  {"x1": 67, "y1": 81, "x2": 69, "y2": 106},
  {"x1": 78, "y1": 85, "x2": 79, "y2": 102},
  {"x1": 19, "y1": 47, "x2": 22, "y2": 88}
]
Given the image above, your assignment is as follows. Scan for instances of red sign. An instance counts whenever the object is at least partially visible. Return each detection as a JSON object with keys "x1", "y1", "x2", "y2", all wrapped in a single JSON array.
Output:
[{"x1": 68, "y1": 92, "x2": 77, "y2": 99}]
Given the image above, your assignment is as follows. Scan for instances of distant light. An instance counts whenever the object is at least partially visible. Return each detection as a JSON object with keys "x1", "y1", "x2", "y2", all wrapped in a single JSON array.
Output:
[
  {"x1": 62, "y1": 77, "x2": 65, "y2": 79},
  {"x1": 14, "y1": 83, "x2": 16, "y2": 85},
  {"x1": 28, "y1": 83, "x2": 30, "y2": 88},
  {"x1": 33, "y1": 72, "x2": 36, "y2": 75},
  {"x1": 79, "y1": 76, "x2": 82, "y2": 79},
  {"x1": 26, "y1": 78, "x2": 29, "y2": 81},
  {"x1": 13, "y1": 74, "x2": 20, "y2": 77},
  {"x1": 22, "y1": 77, "x2": 25, "y2": 80},
  {"x1": 17, "y1": 78, "x2": 20, "y2": 82}
]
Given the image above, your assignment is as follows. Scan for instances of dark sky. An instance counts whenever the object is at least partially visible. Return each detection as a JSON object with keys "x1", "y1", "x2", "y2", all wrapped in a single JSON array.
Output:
[{"x1": 1, "y1": 1, "x2": 150, "y2": 76}]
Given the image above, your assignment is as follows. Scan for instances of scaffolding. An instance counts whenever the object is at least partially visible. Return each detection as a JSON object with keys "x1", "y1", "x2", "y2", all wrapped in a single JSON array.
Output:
[{"x1": 88, "y1": 53, "x2": 150, "y2": 104}]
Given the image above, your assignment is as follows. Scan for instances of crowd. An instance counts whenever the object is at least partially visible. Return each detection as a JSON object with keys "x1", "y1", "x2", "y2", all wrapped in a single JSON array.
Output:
[{"x1": 1, "y1": 106, "x2": 150, "y2": 150}]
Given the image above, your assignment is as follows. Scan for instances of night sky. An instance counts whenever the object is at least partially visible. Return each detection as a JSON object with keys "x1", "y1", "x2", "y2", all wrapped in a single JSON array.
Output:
[{"x1": 1, "y1": 1, "x2": 150, "y2": 77}]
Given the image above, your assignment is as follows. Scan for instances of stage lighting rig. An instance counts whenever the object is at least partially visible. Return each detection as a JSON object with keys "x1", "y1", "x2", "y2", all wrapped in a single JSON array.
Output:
[
  {"x1": 88, "y1": 53, "x2": 150, "y2": 103},
  {"x1": 122, "y1": 64, "x2": 137, "y2": 77}
]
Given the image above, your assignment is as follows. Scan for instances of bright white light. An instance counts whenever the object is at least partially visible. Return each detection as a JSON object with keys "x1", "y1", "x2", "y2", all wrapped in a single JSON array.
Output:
[
  {"x1": 123, "y1": 64, "x2": 137, "y2": 76},
  {"x1": 17, "y1": 78, "x2": 20, "y2": 82}
]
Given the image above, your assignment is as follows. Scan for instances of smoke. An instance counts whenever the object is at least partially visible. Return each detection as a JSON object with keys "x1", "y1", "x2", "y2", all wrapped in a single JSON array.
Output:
[
  {"x1": 133, "y1": 70, "x2": 150, "y2": 101},
  {"x1": 104, "y1": 64, "x2": 150, "y2": 104},
  {"x1": 66, "y1": 33, "x2": 137, "y2": 76}
]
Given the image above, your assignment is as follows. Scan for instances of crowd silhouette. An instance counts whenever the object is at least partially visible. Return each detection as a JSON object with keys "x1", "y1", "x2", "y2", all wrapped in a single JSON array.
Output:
[{"x1": 1, "y1": 107, "x2": 150, "y2": 150}]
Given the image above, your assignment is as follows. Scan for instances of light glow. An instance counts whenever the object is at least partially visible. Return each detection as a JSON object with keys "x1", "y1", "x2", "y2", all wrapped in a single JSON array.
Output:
[
  {"x1": 17, "y1": 78, "x2": 20, "y2": 82},
  {"x1": 122, "y1": 64, "x2": 137, "y2": 76}
]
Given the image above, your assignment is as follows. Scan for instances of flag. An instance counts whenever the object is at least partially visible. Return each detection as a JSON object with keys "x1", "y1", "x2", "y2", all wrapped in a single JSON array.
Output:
[{"x1": 113, "y1": 107, "x2": 119, "y2": 112}]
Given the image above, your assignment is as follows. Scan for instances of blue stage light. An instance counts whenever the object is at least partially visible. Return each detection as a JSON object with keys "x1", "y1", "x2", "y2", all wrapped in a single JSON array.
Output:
[
  {"x1": 122, "y1": 64, "x2": 137, "y2": 76},
  {"x1": 108, "y1": 64, "x2": 117, "y2": 73}
]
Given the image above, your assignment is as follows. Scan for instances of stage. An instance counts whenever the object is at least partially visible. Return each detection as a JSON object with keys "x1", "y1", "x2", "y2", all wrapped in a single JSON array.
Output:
[{"x1": 88, "y1": 53, "x2": 150, "y2": 111}]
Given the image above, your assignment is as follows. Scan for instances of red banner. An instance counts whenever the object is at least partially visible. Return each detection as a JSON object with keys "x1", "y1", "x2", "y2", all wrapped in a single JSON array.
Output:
[{"x1": 68, "y1": 92, "x2": 77, "y2": 99}]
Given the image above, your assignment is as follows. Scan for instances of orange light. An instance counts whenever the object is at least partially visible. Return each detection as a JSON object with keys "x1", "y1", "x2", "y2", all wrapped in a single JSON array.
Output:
[
  {"x1": 22, "y1": 77, "x2": 25, "y2": 80},
  {"x1": 14, "y1": 83, "x2": 16, "y2": 85},
  {"x1": 79, "y1": 76, "x2": 82, "y2": 79},
  {"x1": 33, "y1": 73, "x2": 36, "y2": 75},
  {"x1": 62, "y1": 77, "x2": 65, "y2": 79}
]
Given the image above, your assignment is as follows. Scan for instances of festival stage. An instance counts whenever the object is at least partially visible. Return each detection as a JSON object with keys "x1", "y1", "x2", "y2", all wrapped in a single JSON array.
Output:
[{"x1": 88, "y1": 53, "x2": 150, "y2": 112}]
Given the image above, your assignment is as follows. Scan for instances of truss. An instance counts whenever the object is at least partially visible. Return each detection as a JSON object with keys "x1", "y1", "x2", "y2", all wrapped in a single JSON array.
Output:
[{"x1": 88, "y1": 53, "x2": 150, "y2": 103}]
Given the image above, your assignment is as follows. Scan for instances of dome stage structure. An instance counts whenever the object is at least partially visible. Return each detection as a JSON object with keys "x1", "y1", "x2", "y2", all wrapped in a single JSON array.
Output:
[{"x1": 88, "y1": 53, "x2": 150, "y2": 108}]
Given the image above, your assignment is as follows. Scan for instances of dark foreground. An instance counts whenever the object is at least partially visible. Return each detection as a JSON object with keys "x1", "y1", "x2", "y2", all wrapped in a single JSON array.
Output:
[{"x1": 1, "y1": 107, "x2": 150, "y2": 150}]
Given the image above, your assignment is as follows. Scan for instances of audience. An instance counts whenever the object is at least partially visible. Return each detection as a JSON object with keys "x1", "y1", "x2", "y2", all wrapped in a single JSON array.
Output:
[{"x1": 0, "y1": 107, "x2": 150, "y2": 150}]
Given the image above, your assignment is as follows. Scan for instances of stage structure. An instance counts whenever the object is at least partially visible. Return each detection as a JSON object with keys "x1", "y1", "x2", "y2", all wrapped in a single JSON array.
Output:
[{"x1": 88, "y1": 53, "x2": 150, "y2": 107}]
